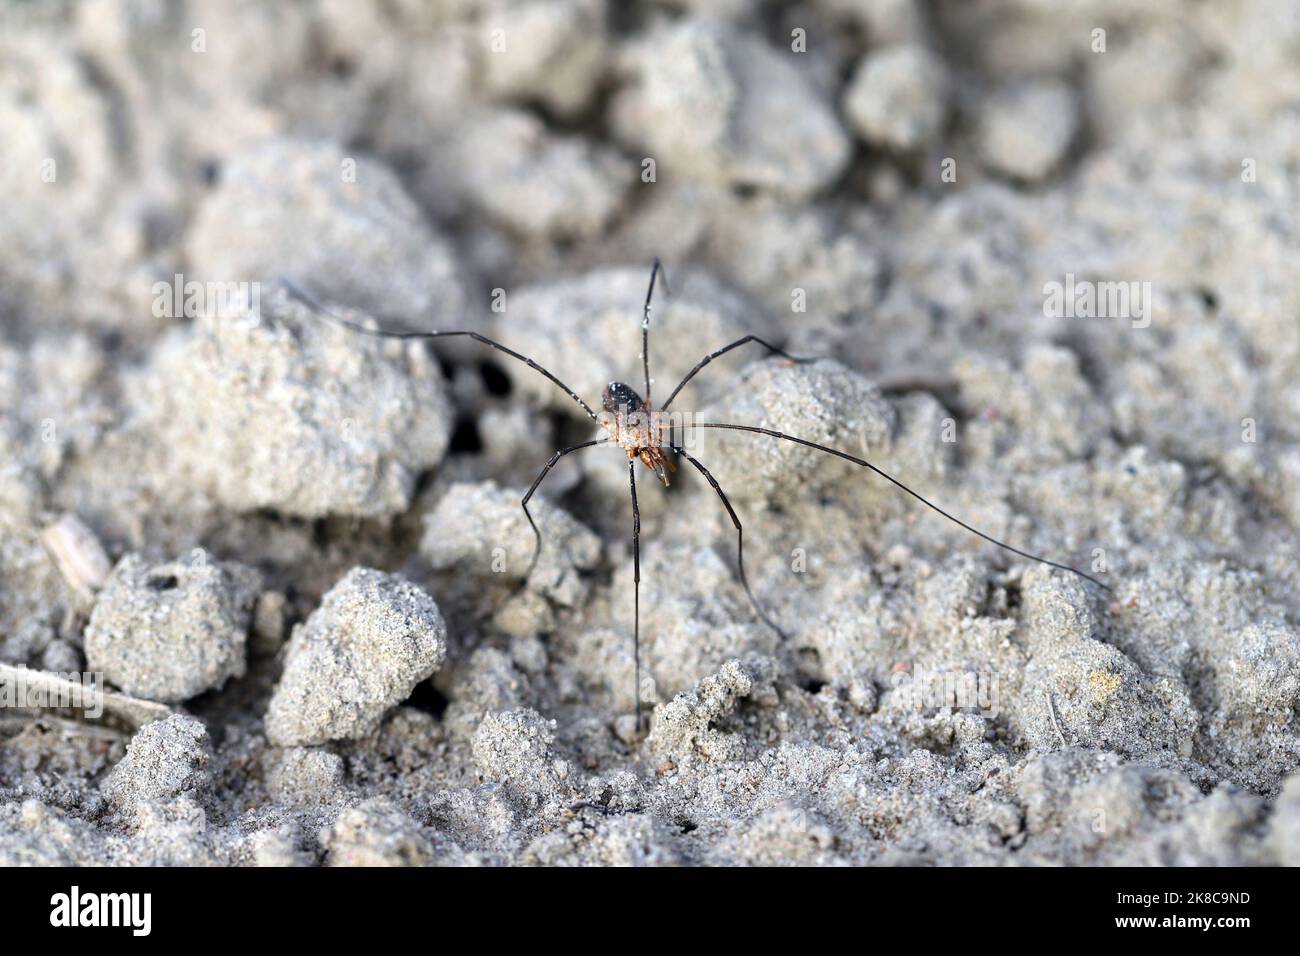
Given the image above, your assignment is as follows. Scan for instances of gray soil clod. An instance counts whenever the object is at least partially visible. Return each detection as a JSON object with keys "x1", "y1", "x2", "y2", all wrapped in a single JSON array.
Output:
[
  {"x1": 421, "y1": 480, "x2": 602, "y2": 608},
  {"x1": 264, "y1": 567, "x2": 448, "y2": 747},
  {"x1": 186, "y1": 137, "x2": 470, "y2": 331},
  {"x1": 610, "y1": 18, "x2": 852, "y2": 200},
  {"x1": 100, "y1": 714, "x2": 213, "y2": 817},
  {"x1": 134, "y1": 285, "x2": 453, "y2": 519},
  {"x1": 85, "y1": 553, "x2": 262, "y2": 704},
  {"x1": 843, "y1": 44, "x2": 950, "y2": 153},
  {"x1": 976, "y1": 80, "x2": 1081, "y2": 183}
]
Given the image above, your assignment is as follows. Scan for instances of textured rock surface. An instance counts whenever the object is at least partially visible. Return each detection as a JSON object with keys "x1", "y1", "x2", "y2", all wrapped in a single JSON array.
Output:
[
  {"x1": 610, "y1": 18, "x2": 851, "y2": 199},
  {"x1": 187, "y1": 138, "x2": 469, "y2": 329},
  {"x1": 977, "y1": 80, "x2": 1080, "y2": 182},
  {"x1": 85, "y1": 553, "x2": 261, "y2": 702},
  {"x1": 265, "y1": 568, "x2": 448, "y2": 746},
  {"x1": 133, "y1": 286, "x2": 452, "y2": 519},
  {"x1": 2, "y1": 0, "x2": 1299, "y2": 868},
  {"x1": 843, "y1": 45, "x2": 950, "y2": 152},
  {"x1": 100, "y1": 715, "x2": 212, "y2": 815},
  {"x1": 440, "y1": 108, "x2": 629, "y2": 239},
  {"x1": 421, "y1": 480, "x2": 602, "y2": 608}
]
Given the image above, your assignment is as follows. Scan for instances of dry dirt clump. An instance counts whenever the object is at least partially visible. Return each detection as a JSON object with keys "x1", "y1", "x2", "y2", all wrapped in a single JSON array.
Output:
[
  {"x1": 85, "y1": 553, "x2": 262, "y2": 703},
  {"x1": 265, "y1": 568, "x2": 448, "y2": 747},
  {"x1": 132, "y1": 286, "x2": 453, "y2": 519}
]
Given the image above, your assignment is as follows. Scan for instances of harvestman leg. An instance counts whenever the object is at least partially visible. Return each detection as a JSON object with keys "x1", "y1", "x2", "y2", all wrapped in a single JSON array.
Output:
[
  {"x1": 278, "y1": 277, "x2": 601, "y2": 423},
  {"x1": 279, "y1": 279, "x2": 616, "y2": 582},
  {"x1": 660, "y1": 335, "x2": 814, "y2": 411},
  {"x1": 696, "y1": 422, "x2": 1112, "y2": 591},
  {"x1": 629, "y1": 459, "x2": 644, "y2": 730},
  {"x1": 673, "y1": 446, "x2": 786, "y2": 640},
  {"x1": 520, "y1": 438, "x2": 608, "y2": 578},
  {"x1": 641, "y1": 257, "x2": 669, "y2": 405}
]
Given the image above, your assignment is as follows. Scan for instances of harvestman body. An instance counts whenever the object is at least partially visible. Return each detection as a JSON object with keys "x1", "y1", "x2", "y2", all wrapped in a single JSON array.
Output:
[{"x1": 281, "y1": 263, "x2": 1109, "y2": 731}]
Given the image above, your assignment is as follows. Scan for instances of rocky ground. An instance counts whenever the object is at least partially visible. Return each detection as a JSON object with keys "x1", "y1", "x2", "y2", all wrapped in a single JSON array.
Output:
[{"x1": 2, "y1": 0, "x2": 1300, "y2": 865}]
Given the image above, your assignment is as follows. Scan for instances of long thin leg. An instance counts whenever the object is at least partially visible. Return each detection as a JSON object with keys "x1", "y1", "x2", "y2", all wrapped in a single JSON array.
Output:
[
  {"x1": 629, "y1": 459, "x2": 643, "y2": 731},
  {"x1": 641, "y1": 258, "x2": 669, "y2": 405},
  {"x1": 673, "y1": 446, "x2": 787, "y2": 640},
  {"x1": 695, "y1": 422, "x2": 1112, "y2": 592},
  {"x1": 660, "y1": 335, "x2": 814, "y2": 411},
  {"x1": 278, "y1": 277, "x2": 600, "y2": 422},
  {"x1": 521, "y1": 438, "x2": 608, "y2": 577}
]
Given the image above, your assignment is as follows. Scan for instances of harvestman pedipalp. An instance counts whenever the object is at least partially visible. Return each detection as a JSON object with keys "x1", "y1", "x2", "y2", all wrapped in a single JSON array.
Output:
[{"x1": 278, "y1": 263, "x2": 1110, "y2": 732}]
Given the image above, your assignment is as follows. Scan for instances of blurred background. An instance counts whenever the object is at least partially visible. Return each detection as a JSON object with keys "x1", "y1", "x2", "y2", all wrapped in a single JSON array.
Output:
[{"x1": 3, "y1": 0, "x2": 1298, "y2": 442}]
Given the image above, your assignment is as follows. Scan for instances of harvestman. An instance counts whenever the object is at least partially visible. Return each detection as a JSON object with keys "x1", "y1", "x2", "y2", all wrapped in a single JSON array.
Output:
[{"x1": 280, "y1": 264, "x2": 1110, "y2": 730}]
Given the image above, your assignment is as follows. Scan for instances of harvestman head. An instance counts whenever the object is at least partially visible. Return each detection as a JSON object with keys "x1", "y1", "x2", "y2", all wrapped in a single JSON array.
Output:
[{"x1": 278, "y1": 263, "x2": 1111, "y2": 734}]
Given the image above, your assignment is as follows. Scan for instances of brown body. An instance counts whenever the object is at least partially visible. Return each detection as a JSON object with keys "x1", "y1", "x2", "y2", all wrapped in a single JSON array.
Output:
[{"x1": 601, "y1": 381, "x2": 675, "y2": 485}]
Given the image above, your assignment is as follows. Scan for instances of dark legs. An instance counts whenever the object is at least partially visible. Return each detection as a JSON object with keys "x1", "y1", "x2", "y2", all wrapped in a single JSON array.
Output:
[
  {"x1": 660, "y1": 335, "x2": 813, "y2": 411},
  {"x1": 694, "y1": 422, "x2": 1112, "y2": 592},
  {"x1": 673, "y1": 446, "x2": 787, "y2": 640},
  {"x1": 278, "y1": 277, "x2": 601, "y2": 423},
  {"x1": 641, "y1": 258, "x2": 669, "y2": 406},
  {"x1": 629, "y1": 459, "x2": 643, "y2": 731},
  {"x1": 521, "y1": 439, "x2": 608, "y2": 577}
]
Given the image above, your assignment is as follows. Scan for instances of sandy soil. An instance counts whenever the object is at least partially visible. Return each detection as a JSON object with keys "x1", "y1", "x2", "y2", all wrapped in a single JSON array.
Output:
[{"x1": 2, "y1": 0, "x2": 1299, "y2": 866}]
